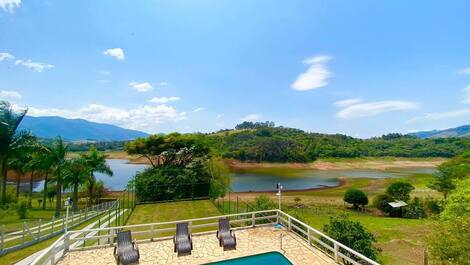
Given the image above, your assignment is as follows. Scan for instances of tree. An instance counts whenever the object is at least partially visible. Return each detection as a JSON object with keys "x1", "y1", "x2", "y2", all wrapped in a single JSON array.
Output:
[
  {"x1": 322, "y1": 214, "x2": 379, "y2": 263},
  {"x1": 343, "y1": 188, "x2": 368, "y2": 209},
  {"x1": 0, "y1": 101, "x2": 32, "y2": 203},
  {"x1": 63, "y1": 158, "x2": 90, "y2": 211},
  {"x1": 373, "y1": 193, "x2": 394, "y2": 214},
  {"x1": 386, "y1": 181, "x2": 414, "y2": 202},
  {"x1": 428, "y1": 151, "x2": 470, "y2": 198},
  {"x1": 31, "y1": 149, "x2": 55, "y2": 210},
  {"x1": 428, "y1": 178, "x2": 470, "y2": 264},
  {"x1": 49, "y1": 137, "x2": 68, "y2": 217},
  {"x1": 80, "y1": 147, "x2": 112, "y2": 206}
]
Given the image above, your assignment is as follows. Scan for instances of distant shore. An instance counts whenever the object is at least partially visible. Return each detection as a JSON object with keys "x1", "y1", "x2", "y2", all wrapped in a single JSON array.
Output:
[{"x1": 103, "y1": 151, "x2": 446, "y2": 170}]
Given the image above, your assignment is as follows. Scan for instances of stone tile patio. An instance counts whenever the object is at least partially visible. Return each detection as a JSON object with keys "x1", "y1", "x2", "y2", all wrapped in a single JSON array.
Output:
[{"x1": 58, "y1": 227, "x2": 337, "y2": 265}]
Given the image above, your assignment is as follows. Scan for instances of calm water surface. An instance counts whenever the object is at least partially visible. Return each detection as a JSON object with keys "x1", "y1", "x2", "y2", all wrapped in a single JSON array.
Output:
[{"x1": 35, "y1": 159, "x2": 435, "y2": 191}]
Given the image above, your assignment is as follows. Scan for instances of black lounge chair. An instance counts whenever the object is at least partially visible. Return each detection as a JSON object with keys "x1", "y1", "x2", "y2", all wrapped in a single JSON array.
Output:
[
  {"x1": 216, "y1": 218, "x2": 236, "y2": 250},
  {"x1": 113, "y1": 230, "x2": 140, "y2": 265},
  {"x1": 173, "y1": 222, "x2": 193, "y2": 256}
]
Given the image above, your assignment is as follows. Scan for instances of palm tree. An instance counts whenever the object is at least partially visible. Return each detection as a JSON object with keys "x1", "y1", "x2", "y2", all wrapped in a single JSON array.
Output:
[
  {"x1": 8, "y1": 151, "x2": 30, "y2": 199},
  {"x1": 0, "y1": 101, "x2": 29, "y2": 203},
  {"x1": 27, "y1": 146, "x2": 53, "y2": 208},
  {"x1": 49, "y1": 137, "x2": 68, "y2": 217},
  {"x1": 63, "y1": 158, "x2": 89, "y2": 212},
  {"x1": 81, "y1": 147, "x2": 112, "y2": 206}
]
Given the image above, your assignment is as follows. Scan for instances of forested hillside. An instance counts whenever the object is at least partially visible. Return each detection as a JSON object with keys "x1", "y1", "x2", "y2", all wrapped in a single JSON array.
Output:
[{"x1": 207, "y1": 122, "x2": 470, "y2": 162}]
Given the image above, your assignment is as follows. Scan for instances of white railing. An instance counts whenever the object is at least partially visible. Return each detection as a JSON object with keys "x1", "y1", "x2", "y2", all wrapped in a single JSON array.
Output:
[
  {"x1": 0, "y1": 201, "x2": 116, "y2": 256},
  {"x1": 31, "y1": 209, "x2": 380, "y2": 265}
]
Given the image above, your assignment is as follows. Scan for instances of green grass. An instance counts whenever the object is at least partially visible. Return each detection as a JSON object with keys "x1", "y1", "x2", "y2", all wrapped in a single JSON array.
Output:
[
  {"x1": 126, "y1": 200, "x2": 221, "y2": 239},
  {"x1": 287, "y1": 205, "x2": 432, "y2": 265},
  {"x1": 0, "y1": 214, "x2": 105, "y2": 265}
]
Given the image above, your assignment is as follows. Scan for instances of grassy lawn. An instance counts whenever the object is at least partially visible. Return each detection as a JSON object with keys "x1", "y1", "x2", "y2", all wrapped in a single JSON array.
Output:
[
  {"x1": 287, "y1": 206, "x2": 432, "y2": 265},
  {"x1": 126, "y1": 200, "x2": 221, "y2": 238}
]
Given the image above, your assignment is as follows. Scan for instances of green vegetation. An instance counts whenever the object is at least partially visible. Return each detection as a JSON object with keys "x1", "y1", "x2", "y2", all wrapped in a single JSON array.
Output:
[
  {"x1": 343, "y1": 188, "x2": 368, "y2": 209},
  {"x1": 126, "y1": 133, "x2": 229, "y2": 202},
  {"x1": 323, "y1": 214, "x2": 379, "y2": 263},
  {"x1": 386, "y1": 181, "x2": 415, "y2": 202},
  {"x1": 208, "y1": 123, "x2": 470, "y2": 162},
  {"x1": 428, "y1": 151, "x2": 470, "y2": 197}
]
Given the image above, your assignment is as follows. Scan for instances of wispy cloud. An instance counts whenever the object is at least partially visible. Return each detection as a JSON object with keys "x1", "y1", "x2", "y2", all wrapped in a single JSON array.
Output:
[
  {"x1": 148, "y1": 96, "x2": 180, "y2": 103},
  {"x1": 193, "y1": 107, "x2": 204, "y2": 112},
  {"x1": 0, "y1": 90, "x2": 21, "y2": 100},
  {"x1": 129, "y1": 82, "x2": 153, "y2": 92},
  {"x1": 457, "y1": 67, "x2": 470, "y2": 75},
  {"x1": 291, "y1": 55, "x2": 332, "y2": 91},
  {"x1": 216, "y1": 114, "x2": 224, "y2": 119},
  {"x1": 158, "y1": 82, "x2": 169, "y2": 86},
  {"x1": 334, "y1": 98, "x2": 363, "y2": 107},
  {"x1": 0, "y1": 52, "x2": 14, "y2": 61},
  {"x1": 241, "y1": 113, "x2": 262, "y2": 122},
  {"x1": 407, "y1": 108, "x2": 470, "y2": 123},
  {"x1": 336, "y1": 100, "x2": 419, "y2": 119},
  {"x1": 463, "y1": 84, "x2": 470, "y2": 104},
  {"x1": 103, "y1": 48, "x2": 125, "y2": 60},
  {"x1": 0, "y1": 0, "x2": 21, "y2": 13},
  {"x1": 15, "y1": 59, "x2": 54, "y2": 72},
  {"x1": 28, "y1": 104, "x2": 188, "y2": 133}
]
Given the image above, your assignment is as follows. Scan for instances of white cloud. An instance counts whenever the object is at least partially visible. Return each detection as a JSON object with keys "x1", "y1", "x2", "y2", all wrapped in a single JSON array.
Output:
[
  {"x1": 291, "y1": 55, "x2": 332, "y2": 91},
  {"x1": 463, "y1": 85, "x2": 470, "y2": 104},
  {"x1": 129, "y1": 82, "x2": 153, "y2": 92},
  {"x1": 15, "y1": 59, "x2": 54, "y2": 72},
  {"x1": 193, "y1": 107, "x2": 204, "y2": 112},
  {"x1": 457, "y1": 67, "x2": 470, "y2": 75},
  {"x1": 0, "y1": 0, "x2": 21, "y2": 13},
  {"x1": 0, "y1": 90, "x2": 21, "y2": 100},
  {"x1": 28, "y1": 104, "x2": 188, "y2": 133},
  {"x1": 336, "y1": 100, "x2": 419, "y2": 119},
  {"x1": 103, "y1": 48, "x2": 125, "y2": 60},
  {"x1": 0, "y1": 52, "x2": 14, "y2": 61},
  {"x1": 334, "y1": 98, "x2": 363, "y2": 107},
  {"x1": 407, "y1": 108, "x2": 470, "y2": 123},
  {"x1": 148, "y1": 96, "x2": 180, "y2": 103},
  {"x1": 241, "y1": 114, "x2": 262, "y2": 122}
]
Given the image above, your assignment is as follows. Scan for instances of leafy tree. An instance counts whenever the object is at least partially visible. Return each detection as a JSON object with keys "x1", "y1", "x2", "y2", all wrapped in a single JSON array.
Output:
[
  {"x1": 0, "y1": 101, "x2": 34, "y2": 203},
  {"x1": 80, "y1": 147, "x2": 112, "y2": 206},
  {"x1": 386, "y1": 181, "x2": 414, "y2": 202},
  {"x1": 373, "y1": 193, "x2": 394, "y2": 214},
  {"x1": 63, "y1": 158, "x2": 90, "y2": 211},
  {"x1": 403, "y1": 197, "x2": 426, "y2": 219},
  {"x1": 322, "y1": 214, "x2": 379, "y2": 263},
  {"x1": 49, "y1": 137, "x2": 68, "y2": 216},
  {"x1": 252, "y1": 195, "x2": 276, "y2": 211},
  {"x1": 31, "y1": 149, "x2": 55, "y2": 210},
  {"x1": 439, "y1": 178, "x2": 470, "y2": 220},
  {"x1": 343, "y1": 188, "x2": 368, "y2": 209},
  {"x1": 16, "y1": 198, "x2": 28, "y2": 219},
  {"x1": 428, "y1": 179, "x2": 470, "y2": 264},
  {"x1": 428, "y1": 151, "x2": 470, "y2": 198}
]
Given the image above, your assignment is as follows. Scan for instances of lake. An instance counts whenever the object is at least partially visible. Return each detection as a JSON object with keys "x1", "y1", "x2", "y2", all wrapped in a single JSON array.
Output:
[{"x1": 87, "y1": 159, "x2": 436, "y2": 192}]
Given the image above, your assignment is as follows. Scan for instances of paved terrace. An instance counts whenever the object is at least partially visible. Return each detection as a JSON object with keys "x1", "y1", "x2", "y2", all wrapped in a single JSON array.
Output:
[{"x1": 58, "y1": 226, "x2": 337, "y2": 265}]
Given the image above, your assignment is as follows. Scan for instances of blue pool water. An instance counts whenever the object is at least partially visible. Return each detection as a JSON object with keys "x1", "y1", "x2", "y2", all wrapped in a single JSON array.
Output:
[{"x1": 206, "y1": 252, "x2": 293, "y2": 265}]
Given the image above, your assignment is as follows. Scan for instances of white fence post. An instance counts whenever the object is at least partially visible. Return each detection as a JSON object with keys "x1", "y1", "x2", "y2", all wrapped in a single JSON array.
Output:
[
  {"x1": 38, "y1": 219, "x2": 42, "y2": 239},
  {"x1": 251, "y1": 213, "x2": 256, "y2": 227},
  {"x1": 307, "y1": 228, "x2": 311, "y2": 246},
  {"x1": 287, "y1": 217, "x2": 292, "y2": 231},
  {"x1": 334, "y1": 242, "x2": 339, "y2": 262},
  {"x1": 0, "y1": 225, "x2": 4, "y2": 250},
  {"x1": 51, "y1": 216, "x2": 55, "y2": 234},
  {"x1": 64, "y1": 232, "x2": 70, "y2": 252},
  {"x1": 22, "y1": 222, "x2": 26, "y2": 244}
]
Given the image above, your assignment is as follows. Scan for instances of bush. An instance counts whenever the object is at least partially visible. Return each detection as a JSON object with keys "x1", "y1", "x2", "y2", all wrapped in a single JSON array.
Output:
[
  {"x1": 253, "y1": 195, "x2": 276, "y2": 211},
  {"x1": 424, "y1": 197, "x2": 442, "y2": 215},
  {"x1": 322, "y1": 214, "x2": 380, "y2": 263},
  {"x1": 343, "y1": 188, "x2": 368, "y2": 209},
  {"x1": 16, "y1": 199, "x2": 29, "y2": 219},
  {"x1": 428, "y1": 218, "x2": 470, "y2": 265},
  {"x1": 386, "y1": 181, "x2": 415, "y2": 202},
  {"x1": 403, "y1": 197, "x2": 426, "y2": 219},
  {"x1": 373, "y1": 193, "x2": 394, "y2": 214}
]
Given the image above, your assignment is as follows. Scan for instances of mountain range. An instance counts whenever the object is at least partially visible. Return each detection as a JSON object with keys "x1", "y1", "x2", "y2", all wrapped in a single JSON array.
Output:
[
  {"x1": 410, "y1": 125, "x2": 470, "y2": 138},
  {"x1": 19, "y1": 116, "x2": 148, "y2": 141}
]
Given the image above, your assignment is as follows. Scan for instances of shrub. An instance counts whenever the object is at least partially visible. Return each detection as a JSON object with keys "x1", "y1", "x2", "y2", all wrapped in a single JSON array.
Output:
[
  {"x1": 386, "y1": 181, "x2": 415, "y2": 202},
  {"x1": 403, "y1": 197, "x2": 426, "y2": 219},
  {"x1": 322, "y1": 214, "x2": 380, "y2": 263},
  {"x1": 428, "y1": 218, "x2": 470, "y2": 265},
  {"x1": 424, "y1": 197, "x2": 442, "y2": 214},
  {"x1": 440, "y1": 178, "x2": 470, "y2": 221},
  {"x1": 343, "y1": 188, "x2": 368, "y2": 209},
  {"x1": 16, "y1": 199, "x2": 29, "y2": 219},
  {"x1": 373, "y1": 193, "x2": 394, "y2": 214},
  {"x1": 253, "y1": 195, "x2": 276, "y2": 211}
]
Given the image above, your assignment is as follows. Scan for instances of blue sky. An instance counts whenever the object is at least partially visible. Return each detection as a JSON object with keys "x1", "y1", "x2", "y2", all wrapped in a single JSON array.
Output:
[{"x1": 1, "y1": 0, "x2": 470, "y2": 137}]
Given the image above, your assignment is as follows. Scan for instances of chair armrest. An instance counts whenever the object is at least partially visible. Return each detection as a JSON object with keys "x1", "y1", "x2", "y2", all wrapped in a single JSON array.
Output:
[
  {"x1": 133, "y1": 241, "x2": 140, "y2": 259},
  {"x1": 216, "y1": 230, "x2": 219, "y2": 239},
  {"x1": 113, "y1": 246, "x2": 117, "y2": 256},
  {"x1": 189, "y1": 234, "x2": 193, "y2": 250}
]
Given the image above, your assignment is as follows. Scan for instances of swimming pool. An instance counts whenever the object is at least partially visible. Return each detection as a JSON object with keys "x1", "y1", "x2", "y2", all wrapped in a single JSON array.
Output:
[{"x1": 206, "y1": 252, "x2": 293, "y2": 265}]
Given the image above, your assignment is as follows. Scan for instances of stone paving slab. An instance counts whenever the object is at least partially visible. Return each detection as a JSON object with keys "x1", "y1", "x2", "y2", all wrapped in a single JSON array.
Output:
[{"x1": 58, "y1": 227, "x2": 337, "y2": 265}]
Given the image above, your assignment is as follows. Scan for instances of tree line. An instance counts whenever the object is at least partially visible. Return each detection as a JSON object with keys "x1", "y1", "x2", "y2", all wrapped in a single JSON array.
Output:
[{"x1": 0, "y1": 101, "x2": 113, "y2": 216}]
